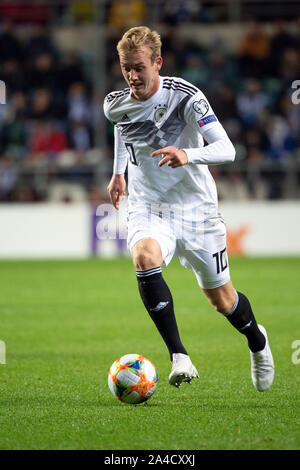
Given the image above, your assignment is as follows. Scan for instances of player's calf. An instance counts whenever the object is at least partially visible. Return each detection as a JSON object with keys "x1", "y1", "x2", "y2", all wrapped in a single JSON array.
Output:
[
  {"x1": 136, "y1": 266, "x2": 188, "y2": 360},
  {"x1": 225, "y1": 290, "x2": 266, "y2": 353},
  {"x1": 204, "y1": 284, "x2": 266, "y2": 353}
]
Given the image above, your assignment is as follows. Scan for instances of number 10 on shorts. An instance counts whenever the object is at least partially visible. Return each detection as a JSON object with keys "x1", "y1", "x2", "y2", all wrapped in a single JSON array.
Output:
[{"x1": 213, "y1": 248, "x2": 228, "y2": 274}]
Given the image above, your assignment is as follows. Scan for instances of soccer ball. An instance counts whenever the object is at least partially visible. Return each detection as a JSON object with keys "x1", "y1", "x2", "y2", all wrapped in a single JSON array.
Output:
[{"x1": 108, "y1": 354, "x2": 158, "y2": 404}]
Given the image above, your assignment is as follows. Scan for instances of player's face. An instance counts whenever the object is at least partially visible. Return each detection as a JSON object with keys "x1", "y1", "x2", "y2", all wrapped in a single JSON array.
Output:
[{"x1": 119, "y1": 46, "x2": 162, "y2": 101}]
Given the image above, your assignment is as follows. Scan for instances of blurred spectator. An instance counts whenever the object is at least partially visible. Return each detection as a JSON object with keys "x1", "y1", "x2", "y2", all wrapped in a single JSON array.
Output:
[
  {"x1": 28, "y1": 121, "x2": 68, "y2": 160},
  {"x1": 163, "y1": 25, "x2": 201, "y2": 70},
  {"x1": 68, "y1": 0, "x2": 95, "y2": 23},
  {"x1": 0, "y1": 21, "x2": 23, "y2": 62},
  {"x1": 28, "y1": 88, "x2": 56, "y2": 120},
  {"x1": 181, "y1": 54, "x2": 208, "y2": 88},
  {"x1": 1, "y1": 91, "x2": 27, "y2": 157},
  {"x1": 109, "y1": 60, "x2": 126, "y2": 90},
  {"x1": 59, "y1": 51, "x2": 85, "y2": 93},
  {"x1": 279, "y1": 92, "x2": 300, "y2": 143},
  {"x1": 7, "y1": 90, "x2": 27, "y2": 120},
  {"x1": 25, "y1": 26, "x2": 57, "y2": 61},
  {"x1": 245, "y1": 148, "x2": 267, "y2": 200},
  {"x1": 278, "y1": 48, "x2": 300, "y2": 87},
  {"x1": 27, "y1": 53, "x2": 59, "y2": 92},
  {"x1": 161, "y1": 0, "x2": 201, "y2": 25},
  {"x1": 0, "y1": 154, "x2": 17, "y2": 201},
  {"x1": 67, "y1": 82, "x2": 91, "y2": 124},
  {"x1": 108, "y1": 0, "x2": 146, "y2": 28},
  {"x1": 207, "y1": 83, "x2": 242, "y2": 143},
  {"x1": 269, "y1": 19, "x2": 298, "y2": 75},
  {"x1": 68, "y1": 0, "x2": 95, "y2": 24},
  {"x1": 0, "y1": 3, "x2": 49, "y2": 25},
  {"x1": 237, "y1": 78, "x2": 268, "y2": 126},
  {"x1": 243, "y1": 126, "x2": 270, "y2": 154},
  {"x1": 238, "y1": 19, "x2": 271, "y2": 78},
  {"x1": 206, "y1": 51, "x2": 238, "y2": 92},
  {"x1": 68, "y1": 121, "x2": 92, "y2": 151},
  {"x1": 208, "y1": 84, "x2": 238, "y2": 122},
  {"x1": 0, "y1": 59, "x2": 25, "y2": 94},
  {"x1": 265, "y1": 116, "x2": 295, "y2": 163}
]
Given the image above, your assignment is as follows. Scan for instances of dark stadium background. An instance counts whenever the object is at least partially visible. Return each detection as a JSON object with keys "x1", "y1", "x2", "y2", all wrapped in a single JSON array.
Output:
[{"x1": 0, "y1": 0, "x2": 299, "y2": 207}]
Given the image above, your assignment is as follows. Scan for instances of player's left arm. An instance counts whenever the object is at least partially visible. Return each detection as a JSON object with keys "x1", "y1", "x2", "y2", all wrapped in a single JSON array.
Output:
[{"x1": 151, "y1": 91, "x2": 235, "y2": 168}]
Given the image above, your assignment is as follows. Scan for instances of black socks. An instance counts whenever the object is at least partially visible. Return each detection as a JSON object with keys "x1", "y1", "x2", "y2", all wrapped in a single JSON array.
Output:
[
  {"x1": 226, "y1": 291, "x2": 266, "y2": 353},
  {"x1": 136, "y1": 267, "x2": 187, "y2": 360},
  {"x1": 137, "y1": 267, "x2": 264, "y2": 356}
]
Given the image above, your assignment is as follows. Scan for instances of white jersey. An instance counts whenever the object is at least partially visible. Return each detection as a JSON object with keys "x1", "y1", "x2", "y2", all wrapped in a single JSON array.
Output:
[{"x1": 104, "y1": 76, "x2": 233, "y2": 219}]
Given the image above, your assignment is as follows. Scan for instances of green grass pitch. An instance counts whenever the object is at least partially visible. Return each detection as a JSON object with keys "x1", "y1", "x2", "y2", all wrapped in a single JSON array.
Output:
[{"x1": 0, "y1": 257, "x2": 299, "y2": 450}]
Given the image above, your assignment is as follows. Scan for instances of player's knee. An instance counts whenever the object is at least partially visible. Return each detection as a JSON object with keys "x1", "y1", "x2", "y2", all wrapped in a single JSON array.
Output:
[
  {"x1": 210, "y1": 298, "x2": 232, "y2": 315},
  {"x1": 133, "y1": 250, "x2": 160, "y2": 271},
  {"x1": 204, "y1": 282, "x2": 236, "y2": 315}
]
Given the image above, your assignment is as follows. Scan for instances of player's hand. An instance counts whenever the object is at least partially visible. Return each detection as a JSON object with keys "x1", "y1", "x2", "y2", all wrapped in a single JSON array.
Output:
[
  {"x1": 107, "y1": 174, "x2": 126, "y2": 210},
  {"x1": 151, "y1": 146, "x2": 188, "y2": 168}
]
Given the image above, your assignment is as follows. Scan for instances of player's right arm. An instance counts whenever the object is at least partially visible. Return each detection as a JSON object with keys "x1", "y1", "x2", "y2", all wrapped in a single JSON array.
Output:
[
  {"x1": 103, "y1": 97, "x2": 128, "y2": 210},
  {"x1": 107, "y1": 126, "x2": 128, "y2": 210},
  {"x1": 107, "y1": 173, "x2": 126, "y2": 211}
]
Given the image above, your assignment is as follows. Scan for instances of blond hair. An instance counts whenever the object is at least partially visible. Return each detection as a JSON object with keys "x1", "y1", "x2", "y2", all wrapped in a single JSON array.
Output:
[{"x1": 117, "y1": 26, "x2": 161, "y2": 62}]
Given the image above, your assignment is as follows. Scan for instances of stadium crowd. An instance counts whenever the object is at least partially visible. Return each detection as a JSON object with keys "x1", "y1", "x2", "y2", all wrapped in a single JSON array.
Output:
[{"x1": 0, "y1": 4, "x2": 300, "y2": 202}]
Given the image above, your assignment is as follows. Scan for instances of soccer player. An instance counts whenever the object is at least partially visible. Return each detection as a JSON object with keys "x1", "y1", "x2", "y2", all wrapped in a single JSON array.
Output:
[{"x1": 104, "y1": 26, "x2": 274, "y2": 391}]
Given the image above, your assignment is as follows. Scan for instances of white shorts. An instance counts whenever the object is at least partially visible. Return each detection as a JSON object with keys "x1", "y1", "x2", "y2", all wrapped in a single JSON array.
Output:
[{"x1": 127, "y1": 206, "x2": 230, "y2": 289}]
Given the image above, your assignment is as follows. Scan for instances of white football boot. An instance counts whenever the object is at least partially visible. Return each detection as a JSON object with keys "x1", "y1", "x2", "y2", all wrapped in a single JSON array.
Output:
[
  {"x1": 169, "y1": 353, "x2": 199, "y2": 388},
  {"x1": 250, "y1": 324, "x2": 274, "y2": 392}
]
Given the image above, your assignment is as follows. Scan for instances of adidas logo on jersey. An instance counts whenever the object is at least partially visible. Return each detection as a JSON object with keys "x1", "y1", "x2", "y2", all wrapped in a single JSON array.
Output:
[{"x1": 121, "y1": 113, "x2": 130, "y2": 122}]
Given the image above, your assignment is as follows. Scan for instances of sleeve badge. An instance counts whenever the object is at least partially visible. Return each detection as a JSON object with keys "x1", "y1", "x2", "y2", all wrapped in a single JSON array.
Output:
[{"x1": 192, "y1": 99, "x2": 209, "y2": 117}]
